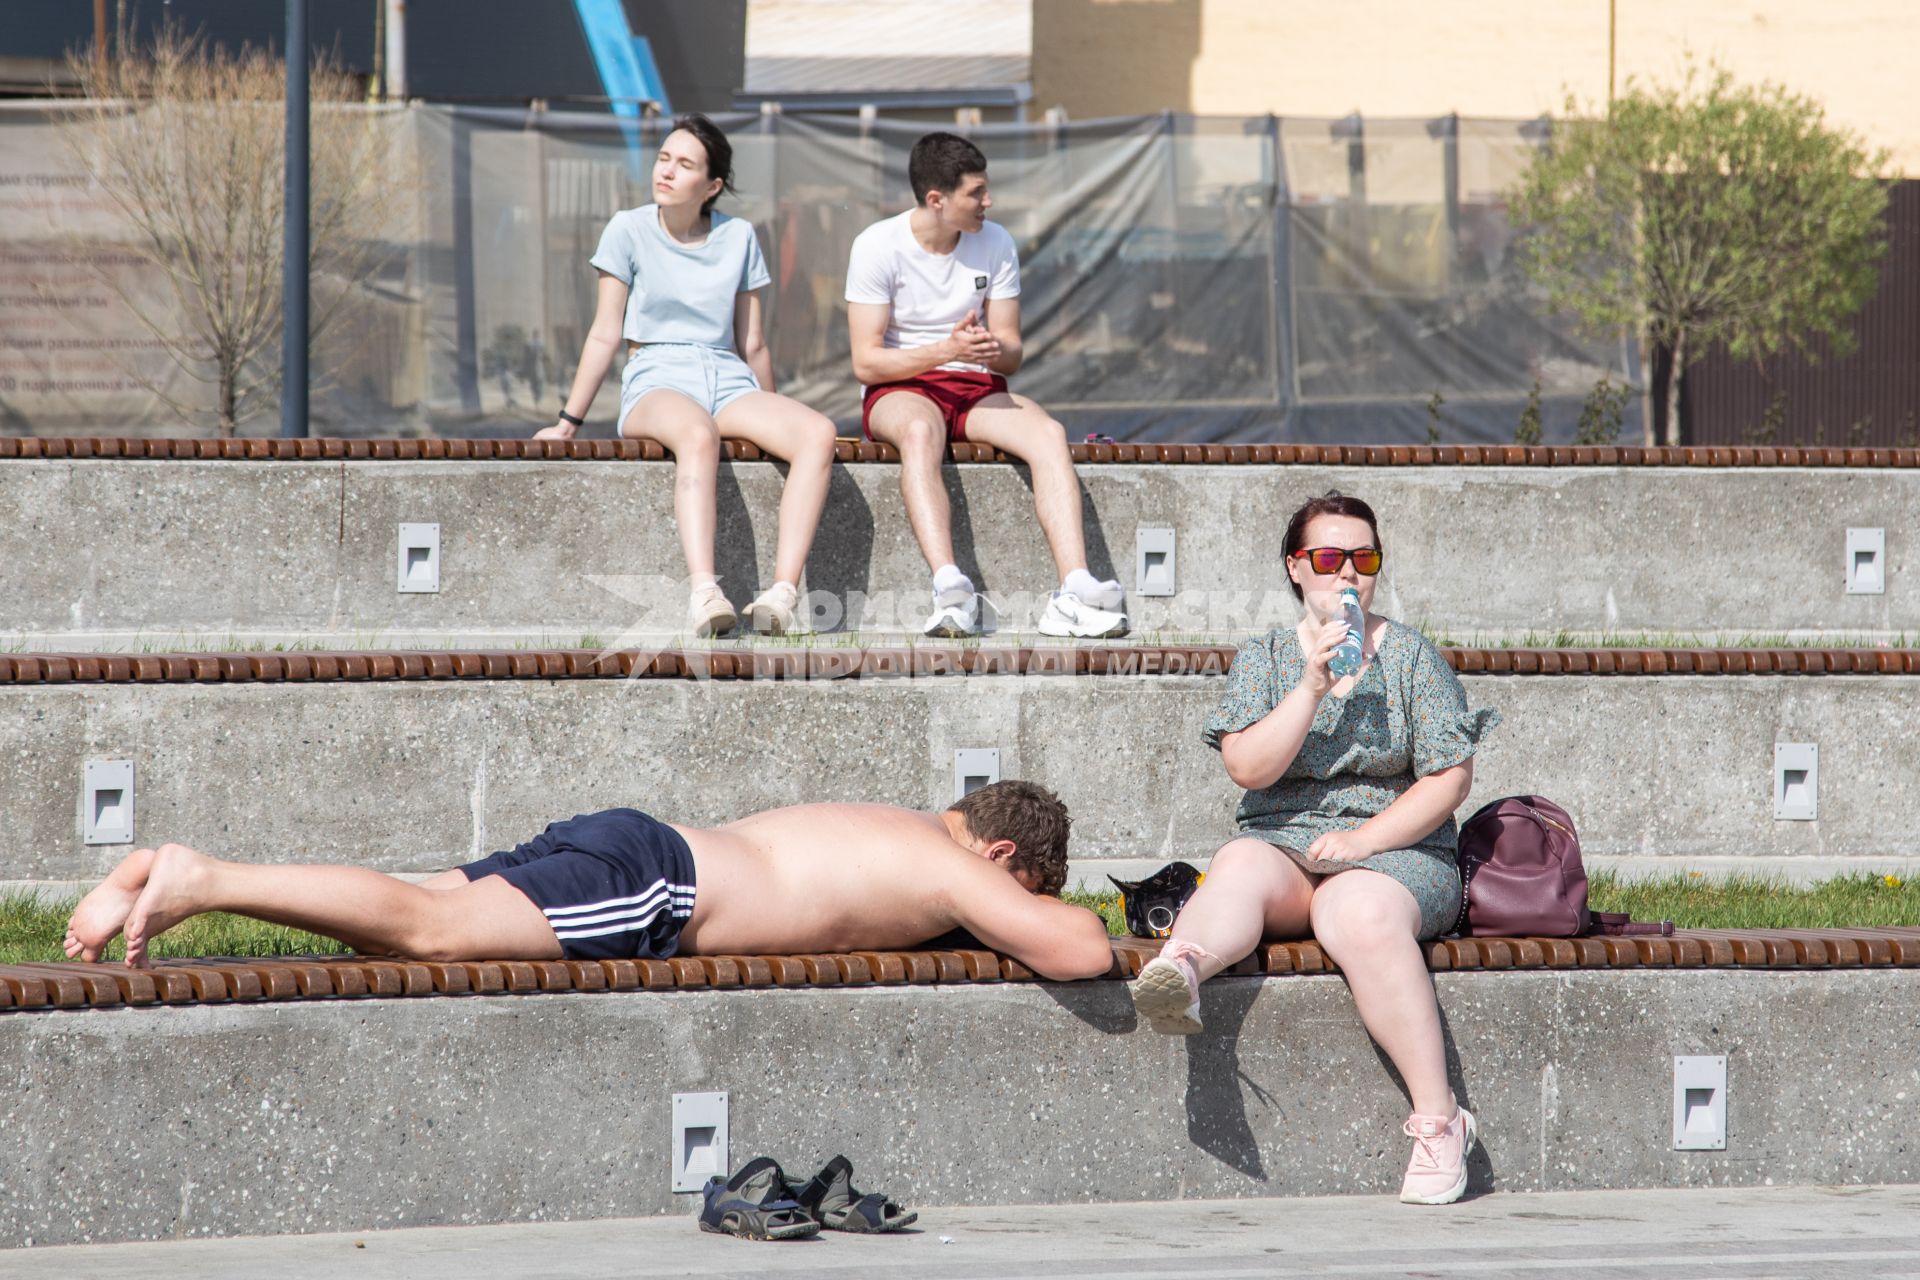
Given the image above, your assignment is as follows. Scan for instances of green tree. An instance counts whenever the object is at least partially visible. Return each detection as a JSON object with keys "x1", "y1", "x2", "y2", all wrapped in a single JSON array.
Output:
[
  {"x1": 1514, "y1": 376, "x2": 1543, "y2": 445},
  {"x1": 1510, "y1": 62, "x2": 1891, "y2": 446}
]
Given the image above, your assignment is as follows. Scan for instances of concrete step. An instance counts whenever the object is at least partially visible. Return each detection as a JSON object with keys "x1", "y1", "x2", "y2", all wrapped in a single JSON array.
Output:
[
  {"x1": 2, "y1": 965, "x2": 1914, "y2": 1245},
  {"x1": 5, "y1": 666, "x2": 1914, "y2": 881},
  {"x1": 3, "y1": 457, "x2": 1913, "y2": 645}
]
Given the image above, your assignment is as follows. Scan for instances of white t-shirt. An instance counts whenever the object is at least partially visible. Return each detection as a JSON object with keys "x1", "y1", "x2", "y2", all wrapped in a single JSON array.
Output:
[{"x1": 844, "y1": 211, "x2": 1021, "y2": 375}]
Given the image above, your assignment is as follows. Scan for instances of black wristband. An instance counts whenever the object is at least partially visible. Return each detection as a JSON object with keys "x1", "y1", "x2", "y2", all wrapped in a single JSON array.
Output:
[{"x1": 556, "y1": 409, "x2": 584, "y2": 427}]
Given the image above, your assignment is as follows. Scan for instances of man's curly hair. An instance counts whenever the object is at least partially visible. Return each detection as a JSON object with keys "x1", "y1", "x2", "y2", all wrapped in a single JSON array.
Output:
[{"x1": 947, "y1": 779, "x2": 1072, "y2": 896}]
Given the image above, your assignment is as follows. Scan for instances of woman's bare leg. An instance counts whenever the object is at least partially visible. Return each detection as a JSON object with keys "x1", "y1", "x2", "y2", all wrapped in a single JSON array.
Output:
[
  {"x1": 120, "y1": 844, "x2": 561, "y2": 969},
  {"x1": 1132, "y1": 838, "x2": 1315, "y2": 1033},
  {"x1": 1165, "y1": 837, "x2": 1315, "y2": 980},
  {"x1": 1309, "y1": 870, "x2": 1452, "y2": 1118},
  {"x1": 623, "y1": 390, "x2": 723, "y2": 585},
  {"x1": 715, "y1": 391, "x2": 837, "y2": 588}
]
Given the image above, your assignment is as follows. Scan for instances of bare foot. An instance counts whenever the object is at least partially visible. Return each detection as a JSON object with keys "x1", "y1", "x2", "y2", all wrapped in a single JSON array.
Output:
[
  {"x1": 64, "y1": 847, "x2": 158, "y2": 963},
  {"x1": 122, "y1": 843, "x2": 215, "y2": 969}
]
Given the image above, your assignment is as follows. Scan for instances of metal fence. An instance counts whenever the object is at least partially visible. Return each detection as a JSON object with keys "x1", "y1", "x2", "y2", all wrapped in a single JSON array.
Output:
[
  {"x1": 1685, "y1": 181, "x2": 1920, "y2": 450},
  {"x1": 0, "y1": 103, "x2": 1642, "y2": 442}
]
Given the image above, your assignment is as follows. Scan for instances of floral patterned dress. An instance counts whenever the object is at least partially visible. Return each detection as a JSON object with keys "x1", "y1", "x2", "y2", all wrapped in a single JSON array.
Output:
[{"x1": 1202, "y1": 619, "x2": 1501, "y2": 939}]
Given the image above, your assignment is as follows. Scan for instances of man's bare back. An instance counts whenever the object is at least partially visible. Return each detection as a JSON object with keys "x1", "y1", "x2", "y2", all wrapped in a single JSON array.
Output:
[{"x1": 681, "y1": 803, "x2": 1049, "y2": 954}]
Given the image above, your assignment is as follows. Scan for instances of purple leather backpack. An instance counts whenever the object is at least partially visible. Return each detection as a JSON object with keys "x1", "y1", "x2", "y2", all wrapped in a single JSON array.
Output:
[{"x1": 1454, "y1": 795, "x2": 1671, "y2": 938}]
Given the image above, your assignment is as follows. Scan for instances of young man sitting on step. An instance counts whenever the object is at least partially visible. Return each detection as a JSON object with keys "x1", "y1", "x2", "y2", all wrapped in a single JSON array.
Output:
[{"x1": 845, "y1": 131, "x2": 1129, "y2": 640}]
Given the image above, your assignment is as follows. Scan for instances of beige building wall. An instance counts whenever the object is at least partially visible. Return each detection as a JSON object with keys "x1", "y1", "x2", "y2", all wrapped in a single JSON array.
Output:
[{"x1": 1033, "y1": 0, "x2": 1914, "y2": 174}]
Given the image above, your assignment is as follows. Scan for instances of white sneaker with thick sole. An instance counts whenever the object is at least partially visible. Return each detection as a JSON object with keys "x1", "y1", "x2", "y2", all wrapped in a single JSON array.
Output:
[
  {"x1": 1038, "y1": 590, "x2": 1129, "y2": 639},
  {"x1": 1130, "y1": 956, "x2": 1203, "y2": 1034},
  {"x1": 922, "y1": 588, "x2": 981, "y2": 638},
  {"x1": 689, "y1": 585, "x2": 737, "y2": 639},
  {"x1": 744, "y1": 582, "x2": 801, "y2": 636},
  {"x1": 1398, "y1": 1106, "x2": 1478, "y2": 1205}
]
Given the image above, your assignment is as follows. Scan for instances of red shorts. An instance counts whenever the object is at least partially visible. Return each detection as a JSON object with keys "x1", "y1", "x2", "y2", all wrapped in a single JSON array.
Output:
[{"x1": 861, "y1": 369, "x2": 1009, "y2": 443}]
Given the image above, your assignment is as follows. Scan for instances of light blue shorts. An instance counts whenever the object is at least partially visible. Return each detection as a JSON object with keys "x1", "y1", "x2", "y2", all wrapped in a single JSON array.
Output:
[{"x1": 619, "y1": 343, "x2": 761, "y2": 424}]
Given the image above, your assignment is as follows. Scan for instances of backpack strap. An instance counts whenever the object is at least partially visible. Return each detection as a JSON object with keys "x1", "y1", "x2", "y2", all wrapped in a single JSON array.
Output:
[{"x1": 1588, "y1": 910, "x2": 1674, "y2": 937}]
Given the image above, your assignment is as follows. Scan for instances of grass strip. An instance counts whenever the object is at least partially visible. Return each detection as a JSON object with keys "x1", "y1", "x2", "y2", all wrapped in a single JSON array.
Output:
[
  {"x1": 3, "y1": 872, "x2": 1912, "y2": 964},
  {"x1": 0, "y1": 891, "x2": 348, "y2": 966},
  {"x1": 1067, "y1": 870, "x2": 1919, "y2": 939}
]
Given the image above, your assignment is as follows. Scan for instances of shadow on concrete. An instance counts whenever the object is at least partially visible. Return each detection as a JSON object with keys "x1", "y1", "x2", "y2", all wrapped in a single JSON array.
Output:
[
  {"x1": 946, "y1": 467, "x2": 984, "y2": 598},
  {"x1": 712, "y1": 460, "x2": 761, "y2": 600},
  {"x1": 1037, "y1": 979, "x2": 1140, "y2": 1034},
  {"x1": 1439, "y1": 1003, "x2": 1497, "y2": 1199},
  {"x1": 1183, "y1": 976, "x2": 1273, "y2": 1182},
  {"x1": 1079, "y1": 478, "x2": 1119, "y2": 584},
  {"x1": 806, "y1": 462, "x2": 876, "y2": 632}
]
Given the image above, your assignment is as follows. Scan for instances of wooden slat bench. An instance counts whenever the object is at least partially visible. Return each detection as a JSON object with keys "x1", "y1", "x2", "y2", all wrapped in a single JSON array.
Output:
[
  {"x1": 6, "y1": 434, "x2": 1920, "y2": 470},
  {"x1": 5, "y1": 928, "x2": 1917, "y2": 1013},
  {"x1": 2, "y1": 645, "x2": 1916, "y2": 687}
]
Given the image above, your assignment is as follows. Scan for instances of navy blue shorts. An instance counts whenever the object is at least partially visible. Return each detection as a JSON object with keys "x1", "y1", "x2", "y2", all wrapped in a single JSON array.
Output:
[{"x1": 457, "y1": 809, "x2": 697, "y2": 961}]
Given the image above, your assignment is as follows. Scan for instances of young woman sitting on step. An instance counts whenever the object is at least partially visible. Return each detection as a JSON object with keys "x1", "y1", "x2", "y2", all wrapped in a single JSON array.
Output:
[
  {"x1": 537, "y1": 113, "x2": 835, "y2": 637},
  {"x1": 1130, "y1": 490, "x2": 1501, "y2": 1205}
]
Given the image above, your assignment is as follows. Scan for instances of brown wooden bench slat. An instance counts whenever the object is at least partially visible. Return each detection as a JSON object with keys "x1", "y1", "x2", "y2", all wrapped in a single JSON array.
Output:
[
  {"x1": 851, "y1": 951, "x2": 910, "y2": 984},
  {"x1": 667, "y1": 957, "x2": 708, "y2": 988},
  {"x1": 10, "y1": 963, "x2": 118, "y2": 1007},
  {"x1": 956, "y1": 949, "x2": 1004, "y2": 982},
  {"x1": 483, "y1": 957, "x2": 535, "y2": 988},
  {"x1": 697, "y1": 957, "x2": 742, "y2": 988}
]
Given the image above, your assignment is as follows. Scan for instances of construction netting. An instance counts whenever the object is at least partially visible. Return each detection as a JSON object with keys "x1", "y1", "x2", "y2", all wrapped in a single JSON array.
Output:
[{"x1": 0, "y1": 103, "x2": 1640, "y2": 441}]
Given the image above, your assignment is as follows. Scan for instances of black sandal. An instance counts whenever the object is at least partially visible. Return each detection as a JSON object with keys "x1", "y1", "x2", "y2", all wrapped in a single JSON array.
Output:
[
  {"x1": 698, "y1": 1157, "x2": 821, "y2": 1241},
  {"x1": 794, "y1": 1154, "x2": 918, "y2": 1233}
]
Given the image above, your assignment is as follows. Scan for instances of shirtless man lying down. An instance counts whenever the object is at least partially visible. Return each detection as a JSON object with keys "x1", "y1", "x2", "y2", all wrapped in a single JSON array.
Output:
[{"x1": 63, "y1": 780, "x2": 1116, "y2": 983}]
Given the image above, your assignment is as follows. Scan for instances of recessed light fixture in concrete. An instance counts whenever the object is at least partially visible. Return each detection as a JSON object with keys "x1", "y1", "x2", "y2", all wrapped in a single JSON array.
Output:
[
  {"x1": 1773, "y1": 743, "x2": 1817, "y2": 821},
  {"x1": 397, "y1": 523, "x2": 440, "y2": 593},
  {"x1": 953, "y1": 748, "x2": 1000, "y2": 802},
  {"x1": 1673, "y1": 1055, "x2": 1728, "y2": 1150},
  {"x1": 1846, "y1": 528, "x2": 1885, "y2": 594},
  {"x1": 82, "y1": 759, "x2": 134, "y2": 845},
  {"x1": 671, "y1": 1091, "x2": 728, "y2": 1193},
  {"x1": 1136, "y1": 527, "x2": 1177, "y2": 597}
]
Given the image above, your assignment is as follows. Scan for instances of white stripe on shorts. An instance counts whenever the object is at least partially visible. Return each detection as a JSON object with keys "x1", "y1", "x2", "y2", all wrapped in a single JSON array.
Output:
[
  {"x1": 545, "y1": 888, "x2": 697, "y2": 939},
  {"x1": 543, "y1": 879, "x2": 691, "y2": 918},
  {"x1": 546, "y1": 885, "x2": 672, "y2": 931}
]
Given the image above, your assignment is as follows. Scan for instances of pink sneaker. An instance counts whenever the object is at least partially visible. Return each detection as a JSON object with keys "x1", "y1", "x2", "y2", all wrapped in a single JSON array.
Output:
[
  {"x1": 1398, "y1": 1106, "x2": 1477, "y2": 1204},
  {"x1": 1130, "y1": 955, "x2": 1202, "y2": 1034}
]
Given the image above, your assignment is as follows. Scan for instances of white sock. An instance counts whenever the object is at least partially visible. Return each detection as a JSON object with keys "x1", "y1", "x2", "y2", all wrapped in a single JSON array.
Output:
[
  {"x1": 1062, "y1": 567, "x2": 1115, "y2": 600},
  {"x1": 933, "y1": 564, "x2": 973, "y2": 596}
]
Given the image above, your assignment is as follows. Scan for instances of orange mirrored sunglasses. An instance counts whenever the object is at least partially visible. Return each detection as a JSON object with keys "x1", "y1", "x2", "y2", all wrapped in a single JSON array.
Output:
[{"x1": 1289, "y1": 546, "x2": 1383, "y2": 575}]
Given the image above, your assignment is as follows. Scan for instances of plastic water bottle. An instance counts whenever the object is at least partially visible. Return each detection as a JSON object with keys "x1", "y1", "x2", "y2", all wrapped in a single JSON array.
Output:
[{"x1": 1329, "y1": 587, "x2": 1365, "y2": 677}]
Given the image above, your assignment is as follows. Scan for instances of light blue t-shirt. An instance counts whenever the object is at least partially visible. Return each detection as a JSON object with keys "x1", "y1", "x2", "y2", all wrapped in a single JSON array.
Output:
[{"x1": 589, "y1": 206, "x2": 771, "y2": 349}]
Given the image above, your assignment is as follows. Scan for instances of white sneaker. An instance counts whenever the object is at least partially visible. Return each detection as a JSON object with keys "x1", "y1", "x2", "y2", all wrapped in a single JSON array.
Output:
[
  {"x1": 1038, "y1": 590, "x2": 1129, "y2": 639},
  {"x1": 923, "y1": 588, "x2": 981, "y2": 638},
  {"x1": 744, "y1": 582, "x2": 801, "y2": 636},
  {"x1": 689, "y1": 584, "x2": 737, "y2": 638},
  {"x1": 1076, "y1": 577, "x2": 1126, "y2": 611}
]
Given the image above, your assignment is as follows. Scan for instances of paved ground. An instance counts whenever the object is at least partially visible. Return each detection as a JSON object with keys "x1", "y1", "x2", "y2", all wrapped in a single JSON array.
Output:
[{"x1": 7, "y1": 1184, "x2": 1919, "y2": 1279}]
